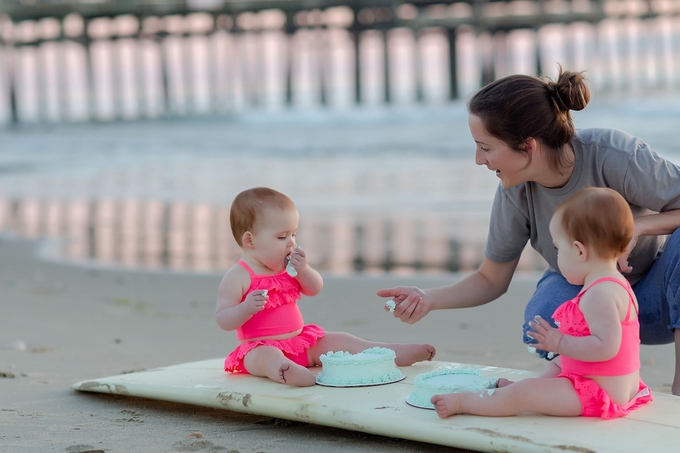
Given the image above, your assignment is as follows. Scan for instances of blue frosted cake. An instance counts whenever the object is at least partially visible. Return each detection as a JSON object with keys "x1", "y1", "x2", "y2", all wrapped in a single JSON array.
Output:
[
  {"x1": 406, "y1": 368, "x2": 497, "y2": 409},
  {"x1": 317, "y1": 347, "x2": 405, "y2": 386}
]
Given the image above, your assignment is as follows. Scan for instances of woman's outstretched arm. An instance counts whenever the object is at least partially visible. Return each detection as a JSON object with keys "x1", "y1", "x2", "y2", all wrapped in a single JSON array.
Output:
[{"x1": 377, "y1": 256, "x2": 520, "y2": 324}]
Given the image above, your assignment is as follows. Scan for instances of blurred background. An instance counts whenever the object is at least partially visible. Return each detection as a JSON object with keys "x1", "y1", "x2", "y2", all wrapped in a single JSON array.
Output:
[{"x1": 0, "y1": 0, "x2": 679, "y2": 275}]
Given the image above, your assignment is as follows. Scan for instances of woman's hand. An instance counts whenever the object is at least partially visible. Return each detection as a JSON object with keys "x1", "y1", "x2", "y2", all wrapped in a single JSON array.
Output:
[
  {"x1": 376, "y1": 286, "x2": 432, "y2": 324},
  {"x1": 527, "y1": 315, "x2": 563, "y2": 354}
]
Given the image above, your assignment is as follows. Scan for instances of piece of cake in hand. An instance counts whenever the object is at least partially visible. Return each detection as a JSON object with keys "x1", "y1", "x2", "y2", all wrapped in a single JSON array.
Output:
[
  {"x1": 316, "y1": 347, "x2": 405, "y2": 386},
  {"x1": 406, "y1": 368, "x2": 497, "y2": 409}
]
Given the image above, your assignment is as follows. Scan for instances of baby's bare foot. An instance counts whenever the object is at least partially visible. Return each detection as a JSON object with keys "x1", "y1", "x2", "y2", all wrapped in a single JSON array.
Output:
[
  {"x1": 391, "y1": 344, "x2": 436, "y2": 366},
  {"x1": 278, "y1": 362, "x2": 316, "y2": 387},
  {"x1": 431, "y1": 393, "x2": 462, "y2": 419}
]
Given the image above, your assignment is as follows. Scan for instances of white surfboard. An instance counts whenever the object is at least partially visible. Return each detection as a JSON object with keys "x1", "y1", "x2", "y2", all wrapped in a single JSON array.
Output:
[{"x1": 73, "y1": 360, "x2": 680, "y2": 453}]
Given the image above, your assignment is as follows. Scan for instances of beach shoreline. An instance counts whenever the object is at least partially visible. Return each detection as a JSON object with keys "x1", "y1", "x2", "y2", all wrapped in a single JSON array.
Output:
[{"x1": 1, "y1": 236, "x2": 675, "y2": 452}]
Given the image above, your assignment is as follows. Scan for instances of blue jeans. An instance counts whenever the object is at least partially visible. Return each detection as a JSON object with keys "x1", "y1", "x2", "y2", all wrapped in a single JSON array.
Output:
[{"x1": 524, "y1": 229, "x2": 680, "y2": 359}]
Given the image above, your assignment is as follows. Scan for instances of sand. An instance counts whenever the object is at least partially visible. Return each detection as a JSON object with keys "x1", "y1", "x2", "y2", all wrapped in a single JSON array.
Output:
[{"x1": 1, "y1": 236, "x2": 676, "y2": 453}]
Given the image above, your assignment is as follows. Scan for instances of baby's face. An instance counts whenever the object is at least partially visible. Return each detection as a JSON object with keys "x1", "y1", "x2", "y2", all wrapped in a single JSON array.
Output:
[
  {"x1": 549, "y1": 213, "x2": 583, "y2": 285},
  {"x1": 250, "y1": 207, "x2": 299, "y2": 272}
]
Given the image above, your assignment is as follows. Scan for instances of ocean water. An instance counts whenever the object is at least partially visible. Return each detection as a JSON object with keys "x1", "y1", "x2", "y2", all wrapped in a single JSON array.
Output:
[{"x1": 1, "y1": 92, "x2": 679, "y2": 275}]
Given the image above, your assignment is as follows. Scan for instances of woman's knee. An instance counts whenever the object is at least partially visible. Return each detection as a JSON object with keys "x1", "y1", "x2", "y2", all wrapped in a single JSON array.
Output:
[
  {"x1": 524, "y1": 272, "x2": 580, "y2": 324},
  {"x1": 523, "y1": 272, "x2": 580, "y2": 358}
]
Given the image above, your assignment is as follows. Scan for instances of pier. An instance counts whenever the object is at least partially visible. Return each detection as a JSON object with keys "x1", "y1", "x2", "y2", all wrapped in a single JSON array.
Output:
[
  {"x1": 1, "y1": 1, "x2": 679, "y2": 274},
  {"x1": 1, "y1": 0, "x2": 678, "y2": 124}
]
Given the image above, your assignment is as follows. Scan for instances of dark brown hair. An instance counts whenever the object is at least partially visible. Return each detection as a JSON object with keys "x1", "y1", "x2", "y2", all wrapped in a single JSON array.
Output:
[
  {"x1": 468, "y1": 66, "x2": 590, "y2": 172},
  {"x1": 555, "y1": 188, "x2": 633, "y2": 259},
  {"x1": 230, "y1": 187, "x2": 296, "y2": 246}
]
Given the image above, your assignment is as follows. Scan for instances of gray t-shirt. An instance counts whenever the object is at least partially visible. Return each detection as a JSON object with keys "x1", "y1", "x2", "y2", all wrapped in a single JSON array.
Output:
[{"x1": 485, "y1": 128, "x2": 680, "y2": 284}]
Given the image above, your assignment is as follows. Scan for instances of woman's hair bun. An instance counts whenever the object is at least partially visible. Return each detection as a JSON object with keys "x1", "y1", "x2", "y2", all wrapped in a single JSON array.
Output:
[{"x1": 549, "y1": 68, "x2": 590, "y2": 112}]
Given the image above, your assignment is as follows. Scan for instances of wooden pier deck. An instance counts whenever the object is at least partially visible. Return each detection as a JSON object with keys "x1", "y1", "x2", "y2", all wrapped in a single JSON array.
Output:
[
  {"x1": 0, "y1": 1, "x2": 678, "y2": 124},
  {"x1": 1, "y1": 1, "x2": 609, "y2": 30}
]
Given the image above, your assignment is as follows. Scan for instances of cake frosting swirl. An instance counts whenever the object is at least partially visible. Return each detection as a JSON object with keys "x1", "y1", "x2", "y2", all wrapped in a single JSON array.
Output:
[
  {"x1": 317, "y1": 347, "x2": 405, "y2": 386},
  {"x1": 407, "y1": 367, "x2": 497, "y2": 409}
]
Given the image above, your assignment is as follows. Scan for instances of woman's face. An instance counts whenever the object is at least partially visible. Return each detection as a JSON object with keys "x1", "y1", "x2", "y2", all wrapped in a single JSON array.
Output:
[{"x1": 468, "y1": 114, "x2": 531, "y2": 188}]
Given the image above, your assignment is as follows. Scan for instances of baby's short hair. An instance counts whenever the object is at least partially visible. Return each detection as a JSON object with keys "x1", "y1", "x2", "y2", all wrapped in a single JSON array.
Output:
[
  {"x1": 555, "y1": 187, "x2": 633, "y2": 259},
  {"x1": 230, "y1": 187, "x2": 296, "y2": 247}
]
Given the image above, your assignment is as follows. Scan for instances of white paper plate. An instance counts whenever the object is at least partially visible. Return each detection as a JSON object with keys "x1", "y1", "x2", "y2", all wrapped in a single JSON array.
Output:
[{"x1": 405, "y1": 393, "x2": 435, "y2": 410}]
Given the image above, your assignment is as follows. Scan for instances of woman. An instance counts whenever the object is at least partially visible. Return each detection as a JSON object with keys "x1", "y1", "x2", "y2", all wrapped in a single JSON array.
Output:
[{"x1": 377, "y1": 67, "x2": 680, "y2": 395}]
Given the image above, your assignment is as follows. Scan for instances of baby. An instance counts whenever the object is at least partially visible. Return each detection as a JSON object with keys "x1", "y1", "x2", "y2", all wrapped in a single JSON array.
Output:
[
  {"x1": 216, "y1": 187, "x2": 436, "y2": 386},
  {"x1": 432, "y1": 188, "x2": 653, "y2": 419}
]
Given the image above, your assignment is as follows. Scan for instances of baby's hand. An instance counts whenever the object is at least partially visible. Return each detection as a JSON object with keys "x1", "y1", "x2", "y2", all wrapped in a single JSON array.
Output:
[
  {"x1": 287, "y1": 246, "x2": 307, "y2": 276},
  {"x1": 527, "y1": 316, "x2": 562, "y2": 354},
  {"x1": 243, "y1": 289, "x2": 268, "y2": 315}
]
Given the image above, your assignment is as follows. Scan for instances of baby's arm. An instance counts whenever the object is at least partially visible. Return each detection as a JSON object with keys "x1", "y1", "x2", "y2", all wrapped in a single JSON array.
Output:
[
  {"x1": 215, "y1": 266, "x2": 268, "y2": 331},
  {"x1": 287, "y1": 247, "x2": 323, "y2": 296},
  {"x1": 530, "y1": 283, "x2": 625, "y2": 362}
]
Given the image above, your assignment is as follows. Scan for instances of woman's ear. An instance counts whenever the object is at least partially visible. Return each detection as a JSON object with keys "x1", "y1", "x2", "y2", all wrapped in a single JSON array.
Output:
[
  {"x1": 523, "y1": 137, "x2": 538, "y2": 157},
  {"x1": 574, "y1": 241, "x2": 588, "y2": 261},
  {"x1": 242, "y1": 231, "x2": 254, "y2": 248}
]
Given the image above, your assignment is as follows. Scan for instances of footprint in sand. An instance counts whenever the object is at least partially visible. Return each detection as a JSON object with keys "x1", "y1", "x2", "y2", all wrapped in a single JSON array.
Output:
[{"x1": 172, "y1": 437, "x2": 228, "y2": 452}]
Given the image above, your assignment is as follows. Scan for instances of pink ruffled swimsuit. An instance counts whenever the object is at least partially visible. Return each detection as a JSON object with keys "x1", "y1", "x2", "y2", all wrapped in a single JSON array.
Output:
[
  {"x1": 552, "y1": 277, "x2": 652, "y2": 419},
  {"x1": 224, "y1": 261, "x2": 324, "y2": 373}
]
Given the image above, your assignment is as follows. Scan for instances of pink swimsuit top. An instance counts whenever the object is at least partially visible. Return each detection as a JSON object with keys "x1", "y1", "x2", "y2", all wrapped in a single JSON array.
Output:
[
  {"x1": 236, "y1": 260, "x2": 305, "y2": 341},
  {"x1": 553, "y1": 277, "x2": 640, "y2": 376}
]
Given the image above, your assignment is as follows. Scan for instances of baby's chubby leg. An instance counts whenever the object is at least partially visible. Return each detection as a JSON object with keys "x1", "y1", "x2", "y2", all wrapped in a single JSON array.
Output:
[
  {"x1": 307, "y1": 332, "x2": 435, "y2": 367},
  {"x1": 243, "y1": 346, "x2": 316, "y2": 387},
  {"x1": 431, "y1": 377, "x2": 582, "y2": 418}
]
